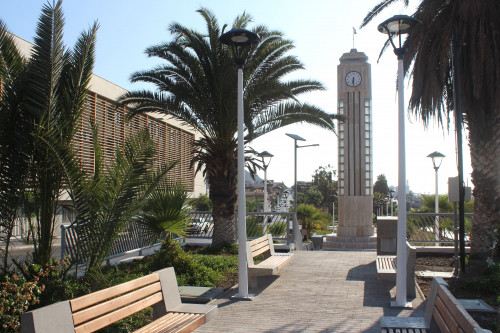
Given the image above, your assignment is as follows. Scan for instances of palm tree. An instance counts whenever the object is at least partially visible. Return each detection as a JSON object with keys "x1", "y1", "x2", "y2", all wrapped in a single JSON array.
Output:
[
  {"x1": 361, "y1": 0, "x2": 500, "y2": 258},
  {"x1": 66, "y1": 129, "x2": 181, "y2": 270},
  {"x1": 119, "y1": 8, "x2": 338, "y2": 247},
  {"x1": 0, "y1": 20, "x2": 29, "y2": 271},
  {"x1": 0, "y1": 0, "x2": 98, "y2": 266}
]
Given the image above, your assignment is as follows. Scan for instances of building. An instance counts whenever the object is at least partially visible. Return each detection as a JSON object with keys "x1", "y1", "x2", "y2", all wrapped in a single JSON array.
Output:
[{"x1": 8, "y1": 34, "x2": 206, "y2": 235}]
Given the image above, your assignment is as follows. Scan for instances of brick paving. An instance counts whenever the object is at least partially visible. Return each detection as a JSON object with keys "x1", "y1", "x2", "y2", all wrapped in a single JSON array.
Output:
[{"x1": 196, "y1": 251, "x2": 425, "y2": 333}]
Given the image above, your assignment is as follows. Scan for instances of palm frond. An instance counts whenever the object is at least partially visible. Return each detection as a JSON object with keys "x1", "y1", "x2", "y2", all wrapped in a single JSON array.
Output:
[
  {"x1": 360, "y1": 0, "x2": 408, "y2": 28},
  {"x1": 0, "y1": 19, "x2": 25, "y2": 85}
]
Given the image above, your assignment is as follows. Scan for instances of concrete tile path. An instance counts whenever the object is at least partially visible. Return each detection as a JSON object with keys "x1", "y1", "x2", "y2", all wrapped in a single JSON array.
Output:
[{"x1": 196, "y1": 251, "x2": 425, "y2": 333}]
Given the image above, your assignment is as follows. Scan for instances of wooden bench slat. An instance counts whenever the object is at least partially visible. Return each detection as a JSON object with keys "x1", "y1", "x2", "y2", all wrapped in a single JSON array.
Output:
[
  {"x1": 377, "y1": 256, "x2": 396, "y2": 273},
  {"x1": 249, "y1": 237, "x2": 268, "y2": 246},
  {"x1": 259, "y1": 255, "x2": 292, "y2": 269},
  {"x1": 72, "y1": 282, "x2": 162, "y2": 326},
  {"x1": 252, "y1": 244, "x2": 270, "y2": 257},
  {"x1": 250, "y1": 238, "x2": 269, "y2": 250},
  {"x1": 74, "y1": 292, "x2": 163, "y2": 333},
  {"x1": 434, "y1": 295, "x2": 459, "y2": 333},
  {"x1": 70, "y1": 272, "x2": 160, "y2": 312},
  {"x1": 436, "y1": 284, "x2": 478, "y2": 332},
  {"x1": 432, "y1": 304, "x2": 451, "y2": 333},
  {"x1": 134, "y1": 312, "x2": 205, "y2": 333}
]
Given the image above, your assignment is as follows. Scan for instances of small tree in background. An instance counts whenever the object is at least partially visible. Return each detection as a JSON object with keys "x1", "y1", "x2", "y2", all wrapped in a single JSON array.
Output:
[
  {"x1": 297, "y1": 204, "x2": 330, "y2": 239},
  {"x1": 312, "y1": 165, "x2": 337, "y2": 213},
  {"x1": 191, "y1": 194, "x2": 212, "y2": 211},
  {"x1": 373, "y1": 174, "x2": 389, "y2": 196}
]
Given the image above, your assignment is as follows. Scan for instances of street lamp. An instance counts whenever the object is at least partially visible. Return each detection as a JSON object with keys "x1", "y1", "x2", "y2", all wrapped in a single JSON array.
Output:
[
  {"x1": 427, "y1": 151, "x2": 445, "y2": 245},
  {"x1": 220, "y1": 27, "x2": 259, "y2": 299},
  {"x1": 389, "y1": 189, "x2": 395, "y2": 216},
  {"x1": 286, "y1": 133, "x2": 319, "y2": 249},
  {"x1": 330, "y1": 194, "x2": 337, "y2": 234},
  {"x1": 378, "y1": 14, "x2": 420, "y2": 308},
  {"x1": 259, "y1": 150, "x2": 274, "y2": 212}
]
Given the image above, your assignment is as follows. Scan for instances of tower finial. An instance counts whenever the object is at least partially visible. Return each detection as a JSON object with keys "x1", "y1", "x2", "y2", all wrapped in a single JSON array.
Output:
[{"x1": 352, "y1": 27, "x2": 357, "y2": 49}]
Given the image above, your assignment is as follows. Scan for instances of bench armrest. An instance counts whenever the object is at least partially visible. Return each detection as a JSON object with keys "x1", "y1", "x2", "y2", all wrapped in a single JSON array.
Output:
[{"x1": 21, "y1": 301, "x2": 74, "y2": 333}]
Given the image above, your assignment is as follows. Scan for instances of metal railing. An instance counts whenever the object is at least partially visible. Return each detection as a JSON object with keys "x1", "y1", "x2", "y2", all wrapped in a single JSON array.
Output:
[
  {"x1": 61, "y1": 221, "x2": 162, "y2": 265},
  {"x1": 61, "y1": 211, "x2": 299, "y2": 266},
  {"x1": 186, "y1": 211, "x2": 296, "y2": 244},
  {"x1": 406, "y1": 213, "x2": 472, "y2": 245}
]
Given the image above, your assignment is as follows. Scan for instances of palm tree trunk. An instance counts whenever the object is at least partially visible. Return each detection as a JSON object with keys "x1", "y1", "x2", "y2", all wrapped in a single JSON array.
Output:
[
  {"x1": 468, "y1": 113, "x2": 500, "y2": 259},
  {"x1": 209, "y1": 159, "x2": 238, "y2": 248}
]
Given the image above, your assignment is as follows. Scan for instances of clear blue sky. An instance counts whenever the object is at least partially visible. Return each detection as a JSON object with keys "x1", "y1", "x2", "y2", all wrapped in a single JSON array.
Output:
[{"x1": 1, "y1": 0, "x2": 472, "y2": 195}]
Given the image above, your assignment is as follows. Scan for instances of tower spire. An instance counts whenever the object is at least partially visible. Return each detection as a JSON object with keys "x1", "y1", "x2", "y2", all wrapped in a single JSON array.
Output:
[{"x1": 352, "y1": 27, "x2": 357, "y2": 49}]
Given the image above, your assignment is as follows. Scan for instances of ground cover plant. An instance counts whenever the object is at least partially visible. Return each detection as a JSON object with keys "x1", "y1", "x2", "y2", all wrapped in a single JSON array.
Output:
[{"x1": 0, "y1": 239, "x2": 238, "y2": 333}]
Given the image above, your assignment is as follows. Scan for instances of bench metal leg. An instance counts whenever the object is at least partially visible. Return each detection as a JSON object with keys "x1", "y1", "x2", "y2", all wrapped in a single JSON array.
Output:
[{"x1": 248, "y1": 276, "x2": 258, "y2": 289}]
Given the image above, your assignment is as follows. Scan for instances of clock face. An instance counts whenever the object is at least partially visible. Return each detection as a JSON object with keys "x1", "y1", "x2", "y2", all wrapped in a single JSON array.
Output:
[{"x1": 345, "y1": 71, "x2": 362, "y2": 87}]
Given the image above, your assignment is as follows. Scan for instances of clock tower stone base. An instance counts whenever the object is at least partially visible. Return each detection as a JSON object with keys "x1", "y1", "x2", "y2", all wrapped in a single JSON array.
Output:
[{"x1": 324, "y1": 196, "x2": 376, "y2": 250}]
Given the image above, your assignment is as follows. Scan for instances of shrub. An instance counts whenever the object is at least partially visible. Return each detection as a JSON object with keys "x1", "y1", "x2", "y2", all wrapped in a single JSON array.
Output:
[
  {"x1": 0, "y1": 273, "x2": 43, "y2": 332},
  {"x1": 463, "y1": 262, "x2": 500, "y2": 305},
  {"x1": 246, "y1": 216, "x2": 264, "y2": 238},
  {"x1": 269, "y1": 221, "x2": 287, "y2": 237},
  {"x1": 132, "y1": 239, "x2": 222, "y2": 287},
  {"x1": 297, "y1": 204, "x2": 331, "y2": 239}
]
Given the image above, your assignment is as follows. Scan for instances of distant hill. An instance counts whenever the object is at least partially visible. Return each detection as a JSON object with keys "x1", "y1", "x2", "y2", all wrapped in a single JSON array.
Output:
[{"x1": 245, "y1": 170, "x2": 262, "y2": 182}]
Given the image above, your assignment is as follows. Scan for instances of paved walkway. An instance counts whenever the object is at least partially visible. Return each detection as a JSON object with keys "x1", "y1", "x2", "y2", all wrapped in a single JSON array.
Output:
[{"x1": 196, "y1": 251, "x2": 425, "y2": 333}]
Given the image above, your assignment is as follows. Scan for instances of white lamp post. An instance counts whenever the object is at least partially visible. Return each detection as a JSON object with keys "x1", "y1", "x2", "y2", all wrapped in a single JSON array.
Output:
[
  {"x1": 259, "y1": 151, "x2": 274, "y2": 212},
  {"x1": 378, "y1": 14, "x2": 420, "y2": 308},
  {"x1": 389, "y1": 189, "x2": 395, "y2": 216},
  {"x1": 286, "y1": 133, "x2": 319, "y2": 249},
  {"x1": 427, "y1": 151, "x2": 445, "y2": 245},
  {"x1": 220, "y1": 28, "x2": 259, "y2": 299}
]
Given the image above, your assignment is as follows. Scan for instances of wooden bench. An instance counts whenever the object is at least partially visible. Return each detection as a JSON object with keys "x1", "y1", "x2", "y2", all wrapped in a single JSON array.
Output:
[
  {"x1": 247, "y1": 234, "x2": 293, "y2": 288},
  {"x1": 376, "y1": 241, "x2": 416, "y2": 297},
  {"x1": 21, "y1": 267, "x2": 217, "y2": 333},
  {"x1": 380, "y1": 277, "x2": 491, "y2": 333}
]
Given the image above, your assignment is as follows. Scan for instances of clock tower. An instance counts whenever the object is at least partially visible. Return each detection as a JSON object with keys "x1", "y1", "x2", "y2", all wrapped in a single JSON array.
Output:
[{"x1": 325, "y1": 48, "x2": 375, "y2": 249}]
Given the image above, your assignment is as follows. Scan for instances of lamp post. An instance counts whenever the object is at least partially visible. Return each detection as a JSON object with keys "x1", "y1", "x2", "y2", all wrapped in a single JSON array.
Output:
[
  {"x1": 331, "y1": 194, "x2": 337, "y2": 234},
  {"x1": 389, "y1": 189, "x2": 395, "y2": 216},
  {"x1": 259, "y1": 151, "x2": 274, "y2": 212},
  {"x1": 286, "y1": 133, "x2": 319, "y2": 248},
  {"x1": 378, "y1": 14, "x2": 420, "y2": 308},
  {"x1": 220, "y1": 28, "x2": 259, "y2": 299},
  {"x1": 427, "y1": 151, "x2": 445, "y2": 245}
]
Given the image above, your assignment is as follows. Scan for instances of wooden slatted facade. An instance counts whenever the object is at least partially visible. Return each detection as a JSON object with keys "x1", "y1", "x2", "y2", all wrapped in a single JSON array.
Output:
[{"x1": 73, "y1": 92, "x2": 195, "y2": 191}]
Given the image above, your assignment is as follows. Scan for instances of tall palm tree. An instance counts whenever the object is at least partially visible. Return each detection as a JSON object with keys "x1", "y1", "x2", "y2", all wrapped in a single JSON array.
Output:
[
  {"x1": 0, "y1": 0, "x2": 98, "y2": 266},
  {"x1": 0, "y1": 20, "x2": 29, "y2": 271},
  {"x1": 119, "y1": 8, "x2": 338, "y2": 247},
  {"x1": 361, "y1": 0, "x2": 500, "y2": 258}
]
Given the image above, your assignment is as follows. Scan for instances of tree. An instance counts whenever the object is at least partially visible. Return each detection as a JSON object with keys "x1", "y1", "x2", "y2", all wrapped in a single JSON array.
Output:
[
  {"x1": 296, "y1": 204, "x2": 330, "y2": 239},
  {"x1": 119, "y1": 8, "x2": 338, "y2": 247},
  {"x1": 303, "y1": 186, "x2": 324, "y2": 208},
  {"x1": 191, "y1": 194, "x2": 212, "y2": 211},
  {"x1": 373, "y1": 174, "x2": 389, "y2": 196},
  {"x1": 373, "y1": 192, "x2": 388, "y2": 215},
  {"x1": 312, "y1": 165, "x2": 337, "y2": 213},
  {"x1": 416, "y1": 195, "x2": 453, "y2": 213},
  {"x1": 0, "y1": 0, "x2": 98, "y2": 267},
  {"x1": 72, "y1": 131, "x2": 181, "y2": 270},
  {"x1": 362, "y1": 0, "x2": 500, "y2": 257}
]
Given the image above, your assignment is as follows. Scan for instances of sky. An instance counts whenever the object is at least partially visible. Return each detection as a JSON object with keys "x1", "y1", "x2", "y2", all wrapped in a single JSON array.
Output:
[{"x1": 0, "y1": 0, "x2": 473, "y2": 195}]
